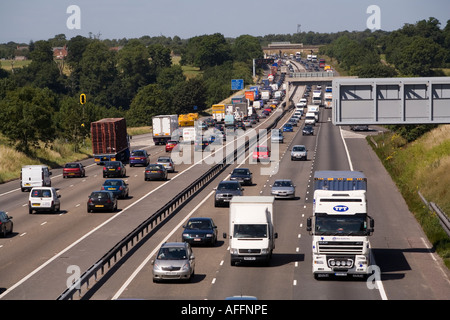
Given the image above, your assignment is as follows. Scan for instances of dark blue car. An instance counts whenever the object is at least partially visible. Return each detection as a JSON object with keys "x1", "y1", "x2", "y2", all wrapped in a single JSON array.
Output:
[
  {"x1": 182, "y1": 217, "x2": 217, "y2": 246},
  {"x1": 129, "y1": 149, "x2": 149, "y2": 167},
  {"x1": 283, "y1": 123, "x2": 294, "y2": 132},
  {"x1": 101, "y1": 179, "x2": 129, "y2": 199}
]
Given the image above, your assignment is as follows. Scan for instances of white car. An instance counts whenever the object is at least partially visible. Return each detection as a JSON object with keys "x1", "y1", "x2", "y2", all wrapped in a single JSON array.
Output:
[
  {"x1": 291, "y1": 145, "x2": 307, "y2": 161},
  {"x1": 157, "y1": 156, "x2": 175, "y2": 173},
  {"x1": 28, "y1": 187, "x2": 61, "y2": 214}
]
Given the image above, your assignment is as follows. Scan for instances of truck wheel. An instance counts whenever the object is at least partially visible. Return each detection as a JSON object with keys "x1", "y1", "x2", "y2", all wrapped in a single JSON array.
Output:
[{"x1": 29, "y1": 207, "x2": 33, "y2": 214}]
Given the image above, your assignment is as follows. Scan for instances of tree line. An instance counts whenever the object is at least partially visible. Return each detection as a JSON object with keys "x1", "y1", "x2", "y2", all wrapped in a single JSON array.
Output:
[{"x1": 0, "y1": 33, "x2": 262, "y2": 153}]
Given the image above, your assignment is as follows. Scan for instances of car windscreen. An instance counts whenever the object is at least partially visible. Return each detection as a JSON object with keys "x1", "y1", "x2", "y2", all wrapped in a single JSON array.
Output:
[
  {"x1": 233, "y1": 224, "x2": 267, "y2": 238},
  {"x1": 90, "y1": 192, "x2": 110, "y2": 199},
  {"x1": 187, "y1": 219, "x2": 211, "y2": 230},
  {"x1": 31, "y1": 189, "x2": 52, "y2": 197},
  {"x1": 64, "y1": 163, "x2": 79, "y2": 168},
  {"x1": 232, "y1": 169, "x2": 249, "y2": 175},
  {"x1": 131, "y1": 151, "x2": 145, "y2": 156},
  {"x1": 157, "y1": 248, "x2": 188, "y2": 260},
  {"x1": 273, "y1": 181, "x2": 292, "y2": 187},
  {"x1": 293, "y1": 146, "x2": 305, "y2": 151},
  {"x1": 217, "y1": 183, "x2": 239, "y2": 190},
  {"x1": 103, "y1": 180, "x2": 121, "y2": 186}
]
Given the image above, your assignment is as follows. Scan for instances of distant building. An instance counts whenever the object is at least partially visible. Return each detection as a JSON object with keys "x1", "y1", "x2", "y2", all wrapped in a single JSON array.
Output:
[
  {"x1": 109, "y1": 46, "x2": 123, "y2": 52},
  {"x1": 53, "y1": 45, "x2": 68, "y2": 60}
]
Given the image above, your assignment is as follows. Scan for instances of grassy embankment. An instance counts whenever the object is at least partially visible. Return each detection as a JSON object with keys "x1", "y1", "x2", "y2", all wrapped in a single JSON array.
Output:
[{"x1": 367, "y1": 125, "x2": 450, "y2": 268}]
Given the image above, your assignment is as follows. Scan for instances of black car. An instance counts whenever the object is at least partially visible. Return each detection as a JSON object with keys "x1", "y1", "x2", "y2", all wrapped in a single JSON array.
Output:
[
  {"x1": 87, "y1": 191, "x2": 117, "y2": 213},
  {"x1": 214, "y1": 180, "x2": 244, "y2": 207},
  {"x1": 103, "y1": 161, "x2": 126, "y2": 178},
  {"x1": 182, "y1": 217, "x2": 218, "y2": 246},
  {"x1": 0, "y1": 211, "x2": 13, "y2": 237},
  {"x1": 144, "y1": 164, "x2": 168, "y2": 181},
  {"x1": 230, "y1": 168, "x2": 253, "y2": 186},
  {"x1": 302, "y1": 125, "x2": 314, "y2": 136}
]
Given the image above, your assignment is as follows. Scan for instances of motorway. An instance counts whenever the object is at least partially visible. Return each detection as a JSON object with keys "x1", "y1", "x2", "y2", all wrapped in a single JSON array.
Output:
[{"x1": 1, "y1": 69, "x2": 449, "y2": 301}]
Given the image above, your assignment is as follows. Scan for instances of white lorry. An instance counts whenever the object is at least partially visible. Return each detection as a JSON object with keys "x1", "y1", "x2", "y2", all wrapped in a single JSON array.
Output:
[
  {"x1": 307, "y1": 105, "x2": 320, "y2": 122},
  {"x1": 20, "y1": 165, "x2": 52, "y2": 192},
  {"x1": 152, "y1": 115, "x2": 179, "y2": 145},
  {"x1": 225, "y1": 196, "x2": 277, "y2": 266},
  {"x1": 307, "y1": 171, "x2": 374, "y2": 279},
  {"x1": 304, "y1": 112, "x2": 316, "y2": 126},
  {"x1": 312, "y1": 90, "x2": 322, "y2": 105}
]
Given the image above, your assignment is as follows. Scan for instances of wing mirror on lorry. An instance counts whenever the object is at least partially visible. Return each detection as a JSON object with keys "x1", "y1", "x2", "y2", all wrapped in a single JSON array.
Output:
[{"x1": 306, "y1": 217, "x2": 312, "y2": 232}]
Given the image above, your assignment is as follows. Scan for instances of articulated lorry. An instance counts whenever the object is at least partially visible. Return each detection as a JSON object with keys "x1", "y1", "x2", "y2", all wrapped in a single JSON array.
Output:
[
  {"x1": 91, "y1": 118, "x2": 130, "y2": 164},
  {"x1": 224, "y1": 196, "x2": 277, "y2": 266},
  {"x1": 152, "y1": 115, "x2": 179, "y2": 145},
  {"x1": 307, "y1": 171, "x2": 374, "y2": 279}
]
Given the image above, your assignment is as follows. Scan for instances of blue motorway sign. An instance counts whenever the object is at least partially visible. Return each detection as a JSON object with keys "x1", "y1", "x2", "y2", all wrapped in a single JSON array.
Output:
[{"x1": 231, "y1": 79, "x2": 244, "y2": 90}]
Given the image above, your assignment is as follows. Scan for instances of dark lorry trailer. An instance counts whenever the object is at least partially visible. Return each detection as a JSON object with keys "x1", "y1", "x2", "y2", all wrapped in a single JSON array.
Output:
[{"x1": 91, "y1": 118, "x2": 130, "y2": 164}]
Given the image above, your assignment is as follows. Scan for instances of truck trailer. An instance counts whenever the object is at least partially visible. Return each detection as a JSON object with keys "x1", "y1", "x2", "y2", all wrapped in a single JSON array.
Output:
[
  {"x1": 307, "y1": 171, "x2": 374, "y2": 279},
  {"x1": 91, "y1": 118, "x2": 130, "y2": 164},
  {"x1": 152, "y1": 114, "x2": 179, "y2": 145},
  {"x1": 224, "y1": 196, "x2": 277, "y2": 266}
]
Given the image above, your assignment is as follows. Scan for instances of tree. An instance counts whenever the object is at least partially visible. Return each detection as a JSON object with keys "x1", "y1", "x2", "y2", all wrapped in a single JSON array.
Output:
[
  {"x1": 232, "y1": 35, "x2": 263, "y2": 64},
  {"x1": 126, "y1": 84, "x2": 168, "y2": 127},
  {"x1": 79, "y1": 41, "x2": 117, "y2": 106},
  {"x1": 172, "y1": 77, "x2": 207, "y2": 114},
  {"x1": 181, "y1": 33, "x2": 231, "y2": 70},
  {"x1": 148, "y1": 43, "x2": 172, "y2": 73},
  {"x1": 0, "y1": 86, "x2": 57, "y2": 152}
]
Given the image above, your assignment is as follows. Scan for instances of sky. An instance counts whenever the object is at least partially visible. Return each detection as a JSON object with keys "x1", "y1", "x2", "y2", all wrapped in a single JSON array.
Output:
[{"x1": 0, "y1": 0, "x2": 449, "y2": 43}]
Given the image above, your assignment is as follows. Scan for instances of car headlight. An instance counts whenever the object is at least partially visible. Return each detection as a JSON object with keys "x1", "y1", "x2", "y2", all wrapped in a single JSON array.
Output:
[
  {"x1": 181, "y1": 262, "x2": 190, "y2": 271},
  {"x1": 206, "y1": 233, "x2": 213, "y2": 237},
  {"x1": 153, "y1": 262, "x2": 162, "y2": 271},
  {"x1": 261, "y1": 248, "x2": 269, "y2": 254},
  {"x1": 230, "y1": 248, "x2": 239, "y2": 255}
]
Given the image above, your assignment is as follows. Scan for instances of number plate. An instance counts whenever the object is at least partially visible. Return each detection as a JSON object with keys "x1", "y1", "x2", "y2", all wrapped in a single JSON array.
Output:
[
  {"x1": 244, "y1": 257, "x2": 256, "y2": 261},
  {"x1": 95, "y1": 205, "x2": 104, "y2": 208}
]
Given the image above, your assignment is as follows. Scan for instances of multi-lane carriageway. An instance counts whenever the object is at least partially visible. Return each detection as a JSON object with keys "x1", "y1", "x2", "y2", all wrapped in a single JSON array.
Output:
[{"x1": 1, "y1": 84, "x2": 450, "y2": 302}]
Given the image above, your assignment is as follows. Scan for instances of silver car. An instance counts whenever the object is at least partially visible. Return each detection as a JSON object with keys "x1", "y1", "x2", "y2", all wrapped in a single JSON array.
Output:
[
  {"x1": 291, "y1": 145, "x2": 307, "y2": 161},
  {"x1": 156, "y1": 156, "x2": 175, "y2": 173},
  {"x1": 271, "y1": 179, "x2": 296, "y2": 199},
  {"x1": 152, "y1": 242, "x2": 195, "y2": 282}
]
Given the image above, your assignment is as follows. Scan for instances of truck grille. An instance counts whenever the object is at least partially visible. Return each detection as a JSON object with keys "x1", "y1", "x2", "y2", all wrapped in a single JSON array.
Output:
[
  {"x1": 317, "y1": 241, "x2": 364, "y2": 254},
  {"x1": 239, "y1": 249, "x2": 261, "y2": 254}
]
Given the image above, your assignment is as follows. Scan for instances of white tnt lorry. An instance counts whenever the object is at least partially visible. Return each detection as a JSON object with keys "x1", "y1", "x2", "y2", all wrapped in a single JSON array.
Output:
[
  {"x1": 307, "y1": 171, "x2": 374, "y2": 279},
  {"x1": 224, "y1": 196, "x2": 277, "y2": 266}
]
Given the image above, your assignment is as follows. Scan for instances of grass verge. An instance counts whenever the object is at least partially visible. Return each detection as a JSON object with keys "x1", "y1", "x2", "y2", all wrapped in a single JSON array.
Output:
[{"x1": 367, "y1": 126, "x2": 450, "y2": 269}]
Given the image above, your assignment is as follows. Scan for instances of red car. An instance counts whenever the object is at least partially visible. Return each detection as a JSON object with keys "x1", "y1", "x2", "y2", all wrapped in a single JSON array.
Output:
[
  {"x1": 165, "y1": 140, "x2": 179, "y2": 152},
  {"x1": 63, "y1": 162, "x2": 85, "y2": 178},
  {"x1": 252, "y1": 145, "x2": 270, "y2": 162}
]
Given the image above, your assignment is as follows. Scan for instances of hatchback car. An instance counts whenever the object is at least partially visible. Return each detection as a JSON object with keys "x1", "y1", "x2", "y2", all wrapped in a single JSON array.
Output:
[
  {"x1": 0, "y1": 211, "x2": 13, "y2": 237},
  {"x1": 87, "y1": 190, "x2": 117, "y2": 213},
  {"x1": 129, "y1": 149, "x2": 149, "y2": 167},
  {"x1": 101, "y1": 179, "x2": 129, "y2": 199},
  {"x1": 282, "y1": 123, "x2": 294, "y2": 132},
  {"x1": 165, "y1": 140, "x2": 179, "y2": 152},
  {"x1": 271, "y1": 179, "x2": 296, "y2": 199},
  {"x1": 152, "y1": 242, "x2": 195, "y2": 282},
  {"x1": 291, "y1": 145, "x2": 307, "y2": 161},
  {"x1": 230, "y1": 168, "x2": 253, "y2": 186},
  {"x1": 252, "y1": 145, "x2": 270, "y2": 162},
  {"x1": 103, "y1": 161, "x2": 126, "y2": 178},
  {"x1": 156, "y1": 156, "x2": 175, "y2": 173},
  {"x1": 302, "y1": 125, "x2": 314, "y2": 136},
  {"x1": 288, "y1": 118, "x2": 298, "y2": 127},
  {"x1": 271, "y1": 130, "x2": 284, "y2": 143},
  {"x1": 63, "y1": 162, "x2": 85, "y2": 178},
  {"x1": 214, "y1": 180, "x2": 244, "y2": 207},
  {"x1": 182, "y1": 217, "x2": 218, "y2": 246},
  {"x1": 144, "y1": 164, "x2": 168, "y2": 181},
  {"x1": 28, "y1": 187, "x2": 61, "y2": 214}
]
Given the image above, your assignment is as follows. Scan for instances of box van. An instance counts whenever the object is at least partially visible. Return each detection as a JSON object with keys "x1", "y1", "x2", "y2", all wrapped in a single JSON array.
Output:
[
  {"x1": 21, "y1": 165, "x2": 52, "y2": 192},
  {"x1": 28, "y1": 187, "x2": 60, "y2": 214},
  {"x1": 305, "y1": 112, "x2": 316, "y2": 126}
]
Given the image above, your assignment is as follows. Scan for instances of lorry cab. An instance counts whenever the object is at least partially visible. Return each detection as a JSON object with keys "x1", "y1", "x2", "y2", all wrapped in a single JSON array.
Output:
[{"x1": 21, "y1": 165, "x2": 52, "y2": 192}]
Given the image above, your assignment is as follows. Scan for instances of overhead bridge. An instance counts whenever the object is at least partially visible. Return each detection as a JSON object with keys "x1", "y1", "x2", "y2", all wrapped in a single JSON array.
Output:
[{"x1": 286, "y1": 72, "x2": 357, "y2": 86}]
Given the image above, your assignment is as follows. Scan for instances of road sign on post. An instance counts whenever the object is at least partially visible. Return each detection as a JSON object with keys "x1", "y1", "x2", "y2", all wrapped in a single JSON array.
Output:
[{"x1": 231, "y1": 79, "x2": 244, "y2": 91}]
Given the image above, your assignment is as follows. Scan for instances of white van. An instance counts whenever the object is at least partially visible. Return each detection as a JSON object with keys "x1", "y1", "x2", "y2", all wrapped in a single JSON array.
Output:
[
  {"x1": 21, "y1": 165, "x2": 52, "y2": 192},
  {"x1": 305, "y1": 112, "x2": 316, "y2": 126},
  {"x1": 28, "y1": 187, "x2": 60, "y2": 214}
]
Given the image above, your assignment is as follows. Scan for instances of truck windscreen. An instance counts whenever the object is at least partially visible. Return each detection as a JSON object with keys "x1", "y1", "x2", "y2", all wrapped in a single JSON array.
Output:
[
  {"x1": 314, "y1": 214, "x2": 368, "y2": 236},
  {"x1": 234, "y1": 224, "x2": 267, "y2": 238}
]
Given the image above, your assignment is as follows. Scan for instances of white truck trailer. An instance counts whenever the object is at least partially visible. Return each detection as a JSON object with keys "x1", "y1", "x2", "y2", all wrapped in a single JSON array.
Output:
[
  {"x1": 152, "y1": 115, "x2": 179, "y2": 145},
  {"x1": 307, "y1": 171, "x2": 374, "y2": 279},
  {"x1": 224, "y1": 196, "x2": 277, "y2": 266}
]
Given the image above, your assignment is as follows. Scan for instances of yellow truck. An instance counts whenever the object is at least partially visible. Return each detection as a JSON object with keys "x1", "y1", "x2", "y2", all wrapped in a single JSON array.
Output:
[
  {"x1": 178, "y1": 113, "x2": 199, "y2": 127},
  {"x1": 211, "y1": 104, "x2": 225, "y2": 123}
]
